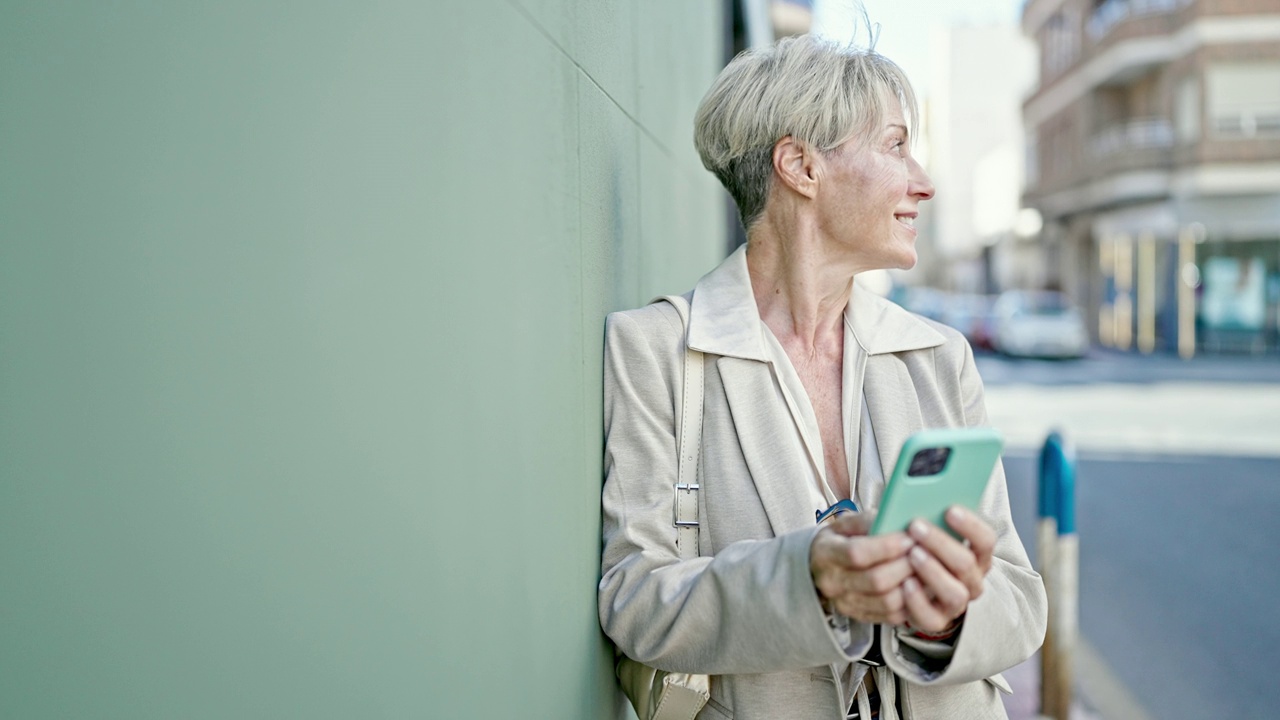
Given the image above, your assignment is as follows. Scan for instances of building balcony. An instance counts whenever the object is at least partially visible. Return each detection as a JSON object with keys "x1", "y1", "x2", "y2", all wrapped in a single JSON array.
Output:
[
  {"x1": 1022, "y1": 0, "x2": 1070, "y2": 38},
  {"x1": 1028, "y1": 9, "x2": 1280, "y2": 130},
  {"x1": 1025, "y1": 117, "x2": 1176, "y2": 217},
  {"x1": 1089, "y1": 117, "x2": 1175, "y2": 176},
  {"x1": 1086, "y1": 0, "x2": 1191, "y2": 44}
]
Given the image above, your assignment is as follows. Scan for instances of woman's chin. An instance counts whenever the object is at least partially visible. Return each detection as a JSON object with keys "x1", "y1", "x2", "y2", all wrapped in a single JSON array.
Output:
[{"x1": 892, "y1": 249, "x2": 918, "y2": 271}]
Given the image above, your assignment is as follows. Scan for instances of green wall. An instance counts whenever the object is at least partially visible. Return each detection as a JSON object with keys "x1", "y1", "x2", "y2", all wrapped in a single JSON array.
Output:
[{"x1": 0, "y1": 2, "x2": 726, "y2": 717}]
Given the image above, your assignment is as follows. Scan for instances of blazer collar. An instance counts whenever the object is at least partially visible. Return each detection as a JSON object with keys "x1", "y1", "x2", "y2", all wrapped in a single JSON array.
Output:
[
  {"x1": 847, "y1": 281, "x2": 948, "y2": 355},
  {"x1": 687, "y1": 245, "x2": 947, "y2": 358}
]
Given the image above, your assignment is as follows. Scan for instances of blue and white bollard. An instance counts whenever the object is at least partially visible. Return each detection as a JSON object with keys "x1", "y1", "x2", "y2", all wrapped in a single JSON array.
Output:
[{"x1": 1039, "y1": 431, "x2": 1077, "y2": 720}]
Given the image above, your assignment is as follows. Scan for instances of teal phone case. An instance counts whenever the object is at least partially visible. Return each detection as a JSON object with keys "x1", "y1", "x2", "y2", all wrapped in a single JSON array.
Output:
[{"x1": 870, "y1": 427, "x2": 1004, "y2": 537}]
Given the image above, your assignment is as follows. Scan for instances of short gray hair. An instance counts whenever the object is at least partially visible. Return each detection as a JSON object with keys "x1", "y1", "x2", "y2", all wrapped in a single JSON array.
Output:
[{"x1": 693, "y1": 35, "x2": 918, "y2": 232}]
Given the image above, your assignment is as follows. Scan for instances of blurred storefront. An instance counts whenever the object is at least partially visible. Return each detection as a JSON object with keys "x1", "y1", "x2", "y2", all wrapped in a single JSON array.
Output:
[{"x1": 1020, "y1": 0, "x2": 1280, "y2": 355}]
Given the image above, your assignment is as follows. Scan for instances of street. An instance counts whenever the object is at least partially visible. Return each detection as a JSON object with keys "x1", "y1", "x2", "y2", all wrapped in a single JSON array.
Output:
[
  {"x1": 1005, "y1": 451, "x2": 1279, "y2": 720},
  {"x1": 978, "y1": 350, "x2": 1280, "y2": 719},
  {"x1": 976, "y1": 347, "x2": 1280, "y2": 387}
]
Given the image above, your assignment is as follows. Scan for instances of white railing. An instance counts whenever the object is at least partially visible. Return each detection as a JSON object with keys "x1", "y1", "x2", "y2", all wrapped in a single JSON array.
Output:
[
  {"x1": 1086, "y1": 0, "x2": 1190, "y2": 41},
  {"x1": 1213, "y1": 102, "x2": 1280, "y2": 138},
  {"x1": 1090, "y1": 117, "x2": 1175, "y2": 158}
]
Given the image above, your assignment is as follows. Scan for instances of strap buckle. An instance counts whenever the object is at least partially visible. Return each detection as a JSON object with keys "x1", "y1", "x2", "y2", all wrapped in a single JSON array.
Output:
[{"x1": 674, "y1": 483, "x2": 700, "y2": 527}]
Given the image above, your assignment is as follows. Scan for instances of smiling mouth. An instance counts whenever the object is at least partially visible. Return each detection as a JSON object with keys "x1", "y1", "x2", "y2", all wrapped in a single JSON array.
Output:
[{"x1": 895, "y1": 215, "x2": 915, "y2": 228}]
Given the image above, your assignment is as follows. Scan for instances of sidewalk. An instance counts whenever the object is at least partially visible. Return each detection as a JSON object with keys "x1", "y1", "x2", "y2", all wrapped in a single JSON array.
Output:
[{"x1": 1002, "y1": 653, "x2": 1099, "y2": 720}]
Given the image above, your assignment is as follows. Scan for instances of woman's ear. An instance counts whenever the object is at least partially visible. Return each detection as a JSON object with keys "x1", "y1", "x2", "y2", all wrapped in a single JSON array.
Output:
[{"x1": 772, "y1": 136, "x2": 820, "y2": 199}]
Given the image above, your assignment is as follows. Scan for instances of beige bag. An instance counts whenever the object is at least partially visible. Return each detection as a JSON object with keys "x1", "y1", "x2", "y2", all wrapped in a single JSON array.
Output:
[{"x1": 615, "y1": 295, "x2": 711, "y2": 720}]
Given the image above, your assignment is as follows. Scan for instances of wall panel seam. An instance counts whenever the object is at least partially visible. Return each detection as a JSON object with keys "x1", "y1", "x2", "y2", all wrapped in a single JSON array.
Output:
[{"x1": 504, "y1": 0, "x2": 675, "y2": 159}]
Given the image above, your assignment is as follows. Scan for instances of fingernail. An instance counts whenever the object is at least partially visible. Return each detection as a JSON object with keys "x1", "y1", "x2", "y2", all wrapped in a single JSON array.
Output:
[
  {"x1": 910, "y1": 520, "x2": 928, "y2": 538},
  {"x1": 900, "y1": 536, "x2": 915, "y2": 551},
  {"x1": 903, "y1": 577, "x2": 919, "y2": 594},
  {"x1": 910, "y1": 547, "x2": 927, "y2": 565},
  {"x1": 947, "y1": 506, "x2": 965, "y2": 523}
]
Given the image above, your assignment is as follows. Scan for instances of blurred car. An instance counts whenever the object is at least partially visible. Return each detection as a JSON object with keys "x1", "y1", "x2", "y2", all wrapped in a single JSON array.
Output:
[
  {"x1": 939, "y1": 293, "x2": 997, "y2": 350},
  {"x1": 890, "y1": 286, "x2": 949, "y2": 323},
  {"x1": 991, "y1": 290, "x2": 1089, "y2": 359}
]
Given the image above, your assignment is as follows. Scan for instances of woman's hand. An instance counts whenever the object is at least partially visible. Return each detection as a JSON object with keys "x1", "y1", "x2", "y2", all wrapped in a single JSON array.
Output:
[
  {"x1": 809, "y1": 513, "x2": 915, "y2": 625},
  {"x1": 900, "y1": 505, "x2": 996, "y2": 634}
]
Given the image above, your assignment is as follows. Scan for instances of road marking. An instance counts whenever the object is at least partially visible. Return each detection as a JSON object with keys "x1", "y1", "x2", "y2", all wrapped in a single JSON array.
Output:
[{"x1": 1076, "y1": 637, "x2": 1154, "y2": 720}]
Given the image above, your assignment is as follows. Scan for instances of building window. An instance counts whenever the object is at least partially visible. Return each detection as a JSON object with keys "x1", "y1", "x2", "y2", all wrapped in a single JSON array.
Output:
[
  {"x1": 1176, "y1": 76, "x2": 1200, "y2": 144},
  {"x1": 1207, "y1": 62, "x2": 1280, "y2": 139},
  {"x1": 1044, "y1": 11, "x2": 1080, "y2": 79}
]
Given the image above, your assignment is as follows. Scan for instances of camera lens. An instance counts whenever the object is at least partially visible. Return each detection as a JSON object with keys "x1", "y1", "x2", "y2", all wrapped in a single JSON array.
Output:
[{"x1": 907, "y1": 447, "x2": 952, "y2": 477}]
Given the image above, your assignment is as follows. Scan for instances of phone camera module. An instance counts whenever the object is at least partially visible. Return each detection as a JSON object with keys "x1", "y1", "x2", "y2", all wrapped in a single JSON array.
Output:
[{"x1": 907, "y1": 447, "x2": 952, "y2": 477}]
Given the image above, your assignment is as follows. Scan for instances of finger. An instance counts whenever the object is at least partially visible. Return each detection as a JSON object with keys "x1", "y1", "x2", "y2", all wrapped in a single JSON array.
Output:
[
  {"x1": 945, "y1": 506, "x2": 996, "y2": 572},
  {"x1": 811, "y1": 531, "x2": 907, "y2": 598},
  {"x1": 908, "y1": 519, "x2": 984, "y2": 599},
  {"x1": 813, "y1": 528, "x2": 912, "y2": 573},
  {"x1": 826, "y1": 511, "x2": 874, "y2": 537},
  {"x1": 907, "y1": 546, "x2": 971, "y2": 620},
  {"x1": 843, "y1": 556, "x2": 913, "y2": 595},
  {"x1": 843, "y1": 533, "x2": 914, "y2": 570},
  {"x1": 810, "y1": 528, "x2": 853, "y2": 598},
  {"x1": 901, "y1": 577, "x2": 950, "y2": 632},
  {"x1": 833, "y1": 588, "x2": 908, "y2": 626}
]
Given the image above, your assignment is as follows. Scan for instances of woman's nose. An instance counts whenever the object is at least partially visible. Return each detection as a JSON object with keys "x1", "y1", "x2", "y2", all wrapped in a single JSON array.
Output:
[{"x1": 909, "y1": 158, "x2": 935, "y2": 200}]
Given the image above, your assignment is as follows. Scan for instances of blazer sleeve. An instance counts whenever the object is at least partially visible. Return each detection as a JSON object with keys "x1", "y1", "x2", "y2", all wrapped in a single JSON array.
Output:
[
  {"x1": 883, "y1": 339, "x2": 1049, "y2": 684},
  {"x1": 598, "y1": 308, "x2": 872, "y2": 676}
]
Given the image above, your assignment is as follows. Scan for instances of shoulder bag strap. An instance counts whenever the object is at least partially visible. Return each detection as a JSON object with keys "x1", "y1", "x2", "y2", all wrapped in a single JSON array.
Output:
[{"x1": 657, "y1": 294, "x2": 703, "y2": 561}]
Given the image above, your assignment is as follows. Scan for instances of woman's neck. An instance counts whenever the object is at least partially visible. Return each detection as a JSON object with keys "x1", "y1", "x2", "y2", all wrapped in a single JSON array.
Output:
[{"x1": 746, "y1": 215, "x2": 859, "y2": 355}]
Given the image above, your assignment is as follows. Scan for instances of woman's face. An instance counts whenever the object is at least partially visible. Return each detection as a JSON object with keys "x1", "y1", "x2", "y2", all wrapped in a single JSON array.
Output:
[{"x1": 814, "y1": 99, "x2": 934, "y2": 272}]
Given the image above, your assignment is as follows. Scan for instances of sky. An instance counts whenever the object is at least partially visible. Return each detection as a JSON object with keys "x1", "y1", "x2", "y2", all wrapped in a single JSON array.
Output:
[{"x1": 812, "y1": 0, "x2": 1027, "y2": 97}]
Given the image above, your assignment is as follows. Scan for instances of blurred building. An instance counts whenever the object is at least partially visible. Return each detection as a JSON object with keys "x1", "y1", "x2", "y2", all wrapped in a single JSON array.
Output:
[
  {"x1": 916, "y1": 25, "x2": 1038, "y2": 294},
  {"x1": 1021, "y1": 0, "x2": 1280, "y2": 355},
  {"x1": 771, "y1": 0, "x2": 814, "y2": 38}
]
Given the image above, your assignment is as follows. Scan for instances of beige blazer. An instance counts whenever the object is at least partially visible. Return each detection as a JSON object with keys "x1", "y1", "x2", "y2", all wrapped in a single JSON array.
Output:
[{"x1": 599, "y1": 247, "x2": 1047, "y2": 720}]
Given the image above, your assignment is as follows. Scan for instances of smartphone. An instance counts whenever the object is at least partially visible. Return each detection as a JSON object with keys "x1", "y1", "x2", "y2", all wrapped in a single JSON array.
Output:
[{"x1": 870, "y1": 427, "x2": 1004, "y2": 537}]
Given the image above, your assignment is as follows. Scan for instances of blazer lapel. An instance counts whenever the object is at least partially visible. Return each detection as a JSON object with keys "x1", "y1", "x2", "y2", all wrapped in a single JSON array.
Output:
[
  {"x1": 717, "y1": 356, "x2": 816, "y2": 536},
  {"x1": 863, "y1": 355, "x2": 926, "y2": 510},
  {"x1": 848, "y1": 284, "x2": 945, "y2": 509}
]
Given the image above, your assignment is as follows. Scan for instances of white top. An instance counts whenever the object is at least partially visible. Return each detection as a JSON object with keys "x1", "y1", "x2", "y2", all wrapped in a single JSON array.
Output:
[{"x1": 757, "y1": 299, "x2": 887, "y2": 518}]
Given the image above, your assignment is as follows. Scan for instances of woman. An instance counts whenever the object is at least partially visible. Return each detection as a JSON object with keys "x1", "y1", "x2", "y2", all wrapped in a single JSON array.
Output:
[{"x1": 599, "y1": 35, "x2": 1046, "y2": 720}]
